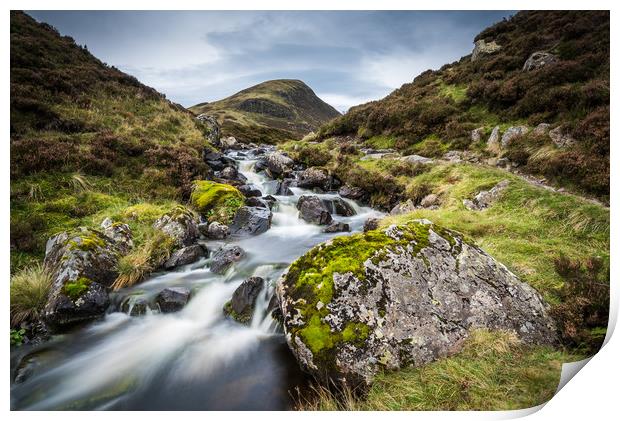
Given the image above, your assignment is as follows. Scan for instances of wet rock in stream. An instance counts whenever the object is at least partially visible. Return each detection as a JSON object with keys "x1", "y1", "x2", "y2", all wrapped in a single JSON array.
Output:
[
  {"x1": 155, "y1": 287, "x2": 191, "y2": 313},
  {"x1": 210, "y1": 245, "x2": 246, "y2": 274},
  {"x1": 296, "y1": 195, "x2": 332, "y2": 225},
  {"x1": 223, "y1": 277, "x2": 265, "y2": 324}
]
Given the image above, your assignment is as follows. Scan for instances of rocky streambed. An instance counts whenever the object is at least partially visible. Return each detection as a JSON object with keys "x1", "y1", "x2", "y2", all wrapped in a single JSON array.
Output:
[
  {"x1": 10, "y1": 146, "x2": 382, "y2": 410},
  {"x1": 10, "y1": 143, "x2": 558, "y2": 410}
]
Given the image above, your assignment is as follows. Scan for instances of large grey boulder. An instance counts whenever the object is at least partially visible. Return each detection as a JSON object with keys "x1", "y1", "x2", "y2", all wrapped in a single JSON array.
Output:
[
  {"x1": 42, "y1": 227, "x2": 123, "y2": 331},
  {"x1": 223, "y1": 277, "x2": 265, "y2": 324},
  {"x1": 532, "y1": 123, "x2": 551, "y2": 136},
  {"x1": 153, "y1": 207, "x2": 199, "y2": 247},
  {"x1": 265, "y1": 152, "x2": 294, "y2": 178},
  {"x1": 501, "y1": 126, "x2": 529, "y2": 148},
  {"x1": 471, "y1": 127, "x2": 485, "y2": 142},
  {"x1": 549, "y1": 126, "x2": 576, "y2": 148},
  {"x1": 339, "y1": 185, "x2": 368, "y2": 202},
  {"x1": 229, "y1": 206, "x2": 272, "y2": 236},
  {"x1": 101, "y1": 218, "x2": 133, "y2": 254},
  {"x1": 463, "y1": 180, "x2": 510, "y2": 211},
  {"x1": 297, "y1": 195, "x2": 333, "y2": 225},
  {"x1": 487, "y1": 126, "x2": 501, "y2": 152},
  {"x1": 401, "y1": 154, "x2": 434, "y2": 165},
  {"x1": 363, "y1": 218, "x2": 382, "y2": 232},
  {"x1": 390, "y1": 199, "x2": 416, "y2": 215},
  {"x1": 523, "y1": 51, "x2": 558, "y2": 72},
  {"x1": 196, "y1": 114, "x2": 221, "y2": 145},
  {"x1": 276, "y1": 220, "x2": 557, "y2": 386},
  {"x1": 220, "y1": 136, "x2": 238, "y2": 149},
  {"x1": 238, "y1": 184, "x2": 262, "y2": 198},
  {"x1": 210, "y1": 245, "x2": 246, "y2": 274},
  {"x1": 297, "y1": 167, "x2": 330, "y2": 190},
  {"x1": 471, "y1": 39, "x2": 502, "y2": 61}
]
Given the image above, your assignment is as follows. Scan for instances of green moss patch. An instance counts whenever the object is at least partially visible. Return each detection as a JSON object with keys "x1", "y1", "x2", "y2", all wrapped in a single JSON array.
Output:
[
  {"x1": 223, "y1": 300, "x2": 252, "y2": 324},
  {"x1": 190, "y1": 181, "x2": 244, "y2": 224},
  {"x1": 284, "y1": 221, "x2": 456, "y2": 358},
  {"x1": 62, "y1": 277, "x2": 92, "y2": 300},
  {"x1": 67, "y1": 229, "x2": 108, "y2": 252}
]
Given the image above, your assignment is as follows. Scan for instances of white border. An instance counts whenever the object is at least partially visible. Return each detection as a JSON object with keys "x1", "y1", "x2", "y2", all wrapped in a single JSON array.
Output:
[{"x1": 2, "y1": 1, "x2": 617, "y2": 419}]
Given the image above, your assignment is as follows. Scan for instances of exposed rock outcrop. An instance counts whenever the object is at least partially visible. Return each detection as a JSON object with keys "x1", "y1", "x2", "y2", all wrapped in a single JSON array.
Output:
[
  {"x1": 549, "y1": 126, "x2": 576, "y2": 148},
  {"x1": 523, "y1": 51, "x2": 558, "y2": 71},
  {"x1": 500, "y1": 126, "x2": 529, "y2": 148},
  {"x1": 42, "y1": 227, "x2": 124, "y2": 331},
  {"x1": 153, "y1": 207, "x2": 199, "y2": 247},
  {"x1": 276, "y1": 220, "x2": 557, "y2": 386},
  {"x1": 463, "y1": 180, "x2": 510, "y2": 211},
  {"x1": 323, "y1": 222, "x2": 351, "y2": 233},
  {"x1": 100, "y1": 218, "x2": 133, "y2": 254},
  {"x1": 487, "y1": 126, "x2": 501, "y2": 153},
  {"x1": 339, "y1": 185, "x2": 369, "y2": 202},
  {"x1": 471, "y1": 39, "x2": 502, "y2": 61}
]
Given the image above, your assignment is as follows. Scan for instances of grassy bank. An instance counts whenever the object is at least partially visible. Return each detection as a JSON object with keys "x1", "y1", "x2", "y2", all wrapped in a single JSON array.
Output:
[{"x1": 298, "y1": 330, "x2": 584, "y2": 410}]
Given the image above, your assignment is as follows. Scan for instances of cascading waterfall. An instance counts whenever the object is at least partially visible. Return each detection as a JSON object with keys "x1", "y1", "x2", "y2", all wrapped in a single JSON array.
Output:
[{"x1": 10, "y1": 147, "x2": 383, "y2": 410}]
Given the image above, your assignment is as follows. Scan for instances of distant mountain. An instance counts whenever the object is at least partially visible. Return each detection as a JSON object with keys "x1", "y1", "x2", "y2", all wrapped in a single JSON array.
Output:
[
  {"x1": 189, "y1": 79, "x2": 340, "y2": 144},
  {"x1": 318, "y1": 11, "x2": 609, "y2": 202}
]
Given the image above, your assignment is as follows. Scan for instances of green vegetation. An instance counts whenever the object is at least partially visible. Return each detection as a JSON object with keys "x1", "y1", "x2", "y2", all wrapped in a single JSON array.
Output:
[
  {"x1": 10, "y1": 264, "x2": 53, "y2": 327},
  {"x1": 112, "y1": 229, "x2": 177, "y2": 290},
  {"x1": 438, "y1": 82, "x2": 468, "y2": 103},
  {"x1": 382, "y1": 162, "x2": 608, "y2": 303},
  {"x1": 284, "y1": 222, "x2": 455, "y2": 358},
  {"x1": 190, "y1": 180, "x2": 244, "y2": 224},
  {"x1": 365, "y1": 135, "x2": 396, "y2": 150},
  {"x1": 223, "y1": 300, "x2": 252, "y2": 324},
  {"x1": 62, "y1": 277, "x2": 92, "y2": 300},
  {"x1": 318, "y1": 11, "x2": 609, "y2": 202},
  {"x1": 10, "y1": 11, "x2": 211, "y2": 272},
  {"x1": 298, "y1": 330, "x2": 583, "y2": 410},
  {"x1": 188, "y1": 79, "x2": 340, "y2": 144},
  {"x1": 11, "y1": 329, "x2": 27, "y2": 346}
]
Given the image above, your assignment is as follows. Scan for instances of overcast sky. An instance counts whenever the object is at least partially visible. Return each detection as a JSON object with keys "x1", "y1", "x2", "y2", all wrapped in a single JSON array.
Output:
[{"x1": 28, "y1": 11, "x2": 512, "y2": 111}]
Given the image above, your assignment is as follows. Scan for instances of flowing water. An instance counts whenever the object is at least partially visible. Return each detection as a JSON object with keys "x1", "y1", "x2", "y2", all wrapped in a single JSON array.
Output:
[{"x1": 10, "y1": 148, "x2": 383, "y2": 410}]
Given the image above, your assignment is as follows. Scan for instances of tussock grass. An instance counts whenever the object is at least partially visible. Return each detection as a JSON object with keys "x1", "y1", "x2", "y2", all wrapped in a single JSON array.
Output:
[
  {"x1": 10, "y1": 264, "x2": 53, "y2": 327},
  {"x1": 297, "y1": 330, "x2": 583, "y2": 411},
  {"x1": 112, "y1": 229, "x2": 177, "y2": 290}
]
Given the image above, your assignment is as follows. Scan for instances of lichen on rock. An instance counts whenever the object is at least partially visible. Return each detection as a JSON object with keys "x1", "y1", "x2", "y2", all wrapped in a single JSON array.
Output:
[{"x1": 276, "y1": 220, "x2": 557, "y2": 387}]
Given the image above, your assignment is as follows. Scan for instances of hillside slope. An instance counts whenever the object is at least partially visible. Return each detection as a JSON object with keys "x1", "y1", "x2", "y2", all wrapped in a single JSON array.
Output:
[
  {"x1": 10, "y1": 11, "x2": 212, "y2": 270},
  {"x1": 318, "y1": 11, "x2": 609, "y2": 202},
  {"x1": 189, "y1": 79, "x2": 340, "y2": 144}
]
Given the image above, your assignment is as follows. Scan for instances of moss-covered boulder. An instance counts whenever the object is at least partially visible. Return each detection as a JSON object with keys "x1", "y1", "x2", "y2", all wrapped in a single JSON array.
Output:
[
  {"x1": 190, "y1": 180, "x2": 244, "y2": 225},
  {"x1": 152, "y1": 205, "x2": 199, "y2": 247},
  {"x1": 42, "y1": 227, "x2": 125, "y2": 331},
  {"x1": 276, "y1": 220, "x2": 558, "y2": 386}
]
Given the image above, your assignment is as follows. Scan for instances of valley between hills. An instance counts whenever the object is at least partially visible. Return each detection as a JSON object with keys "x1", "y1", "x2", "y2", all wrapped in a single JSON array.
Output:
[{"x1": 10, "y1": 10, "x2": 609, "y2": 411}]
